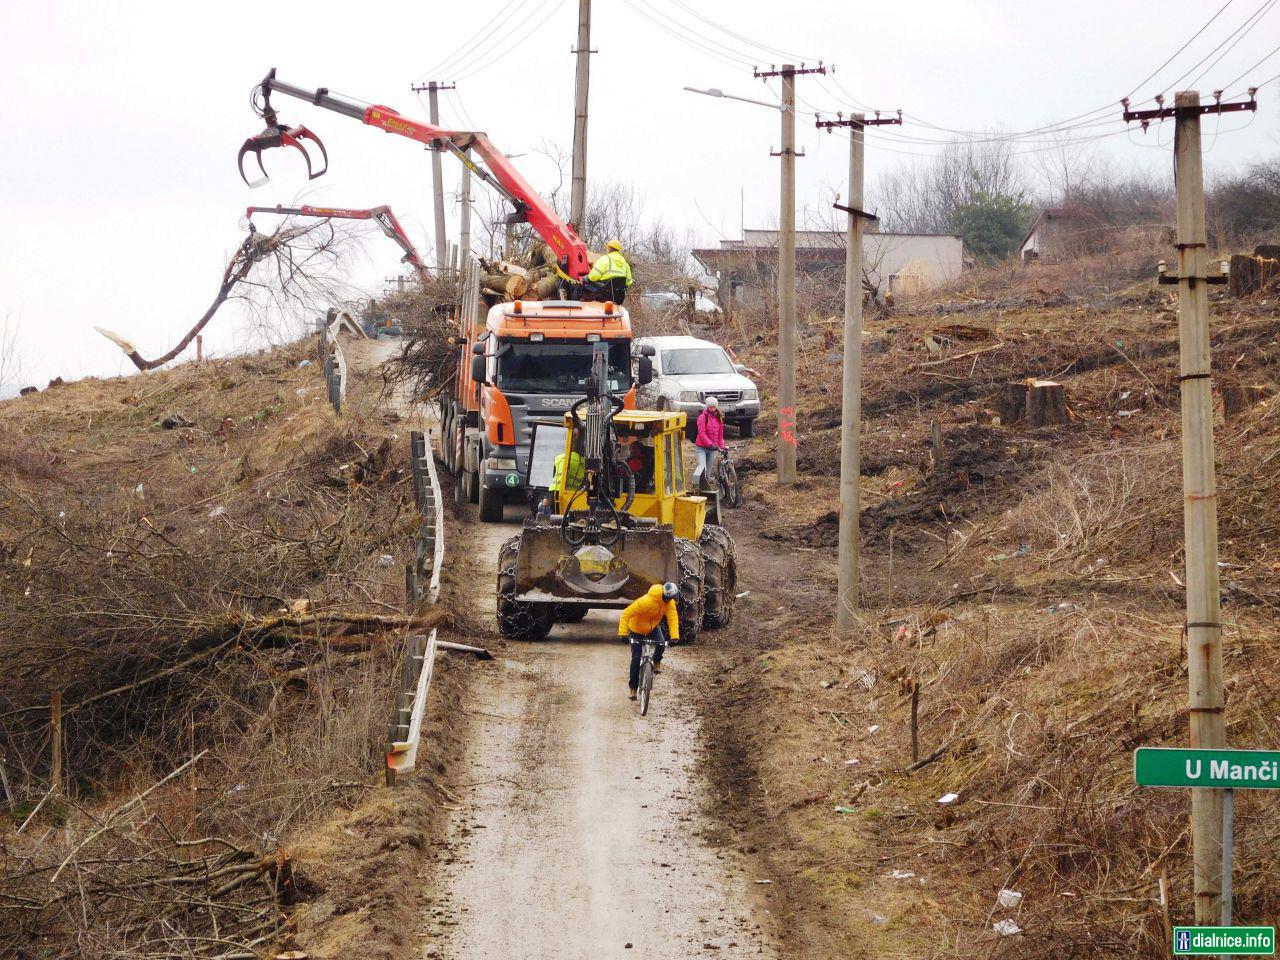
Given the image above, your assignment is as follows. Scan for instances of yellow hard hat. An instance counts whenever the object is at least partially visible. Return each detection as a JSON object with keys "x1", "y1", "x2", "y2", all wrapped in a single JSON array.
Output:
[{"x1": 606, "y1": 239, "x2": 622, "y2": 251}]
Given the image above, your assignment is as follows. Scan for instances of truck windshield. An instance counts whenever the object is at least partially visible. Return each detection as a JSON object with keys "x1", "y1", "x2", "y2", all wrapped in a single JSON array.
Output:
[
  {"x1": 496, "y1": 340, "x2": 633, "y2": 394},
  {"x1": 661, "y1": 347, "x2": 735, "y2": 375}
]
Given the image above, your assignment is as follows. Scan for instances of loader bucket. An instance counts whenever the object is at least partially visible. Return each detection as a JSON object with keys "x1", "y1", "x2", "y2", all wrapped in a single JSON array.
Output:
[{"x1": 515, "y1": 520, "x2": 677, "y2": 607}]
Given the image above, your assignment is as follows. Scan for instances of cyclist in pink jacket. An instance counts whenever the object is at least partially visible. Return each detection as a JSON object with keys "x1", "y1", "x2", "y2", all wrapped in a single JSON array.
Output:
[{"x1": 693, "y1": 396, "x2": 726, "y2": 490}]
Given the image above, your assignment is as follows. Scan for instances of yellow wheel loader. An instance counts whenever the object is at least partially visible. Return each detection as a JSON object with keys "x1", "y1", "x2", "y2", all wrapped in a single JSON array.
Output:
[{"x1": 496, "y1": 344, "x2": 736, "y2": 643}]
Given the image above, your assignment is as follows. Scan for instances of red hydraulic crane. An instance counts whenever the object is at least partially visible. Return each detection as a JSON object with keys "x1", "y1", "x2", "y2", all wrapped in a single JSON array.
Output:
[
  {"x1": 238, "y1": 69, "x2": 592, "y2": 280},
  {"x1": 245, "y1": 203, "x2": 430, "y2": 281}
]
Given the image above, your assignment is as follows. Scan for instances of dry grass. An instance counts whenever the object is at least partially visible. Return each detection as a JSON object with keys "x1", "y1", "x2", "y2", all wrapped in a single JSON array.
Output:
[
  {"x1": 0, "y1": 339, "x2": 465, "y2": 958},
  {"x1": 701, "y1": 257, "x2": 1280, "y2": 958}
]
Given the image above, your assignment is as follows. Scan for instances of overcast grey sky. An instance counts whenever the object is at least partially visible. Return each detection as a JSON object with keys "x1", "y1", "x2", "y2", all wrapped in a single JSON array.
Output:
[{"x1": 2, "y1": 0, "x2": 1278, "y2": 388}]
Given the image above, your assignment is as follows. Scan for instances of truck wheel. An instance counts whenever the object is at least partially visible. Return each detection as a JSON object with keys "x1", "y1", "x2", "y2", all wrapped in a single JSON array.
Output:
[
  {"x1": 497, "y1": 535, "x2": 553, "y2": 641},
  {"x1": 738, "y1": 418, "x2": 755, "y2": 438},
  {"x1": 673, "y1": 537, "x2": 705, "y2": 644},
  {"x1": 440, "y1": 405, "x2": 454, "y2": 471},
  {"x1": 699, "y1": 524, "x2": 737, "y2": 630},
  {"x1": 478, "y1": 477, "x2": 503, "y2": 522},
  {"x1": 464, "y1": 469, "x2": 480, "y2": 504}
]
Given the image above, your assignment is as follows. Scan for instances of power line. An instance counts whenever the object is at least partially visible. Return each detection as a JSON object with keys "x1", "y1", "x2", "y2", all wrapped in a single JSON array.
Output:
[
  {"x1": 1159, "y1": 0, "x2": 1279, "y2": 96},
  {"x1": 1219, "y1": 40, "x2": 1280, "y2": 92},
  {"x1": 624, "y1": 0, "x2": 756, "y2": 68},
  {"x1": 416, "y1": 0, "x2": 528, "y2": 80},
  {"x1": 658, "y1": 0, "x2": 821, "y2": 64},
  {"x1": 1124, "y1": 0, "x2": 1236, "y2": 98},
  {"x1": 455, "y1": 0, "x2": 570, "y2": 80}
]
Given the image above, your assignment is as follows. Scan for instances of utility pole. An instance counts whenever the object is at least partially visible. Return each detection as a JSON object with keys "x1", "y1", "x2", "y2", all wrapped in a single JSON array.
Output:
[
  {"x1": 410, "y1": 81, "x2": 455, "y2": 275},
  {"x1": 385, "y1": 274, "x2": 411, "y2": 295},
  {"x1": 1123, "y1": 87, "x2": 1257, "y2": 927},
  {"x1": 459, "y1": 160, "x2": 472, "y2": 267},
  {"x1": 756, "y1": 62, "x2": 826, "y2": 485},
  {"x1": 570, "y1": 0, "x2": 594, "y2": 229},
  {"x1": 817, "y1": 109, "x2": 902, "y2": 627}
]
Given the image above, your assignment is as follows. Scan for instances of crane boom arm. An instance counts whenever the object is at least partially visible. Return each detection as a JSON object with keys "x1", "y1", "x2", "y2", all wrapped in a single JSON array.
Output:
[
  {"x1": 245, "y1": 203, "x2": 430, "y2": 280},
  {"x1": 244, "y1": 72, "x2": 593, "y2": 279}
]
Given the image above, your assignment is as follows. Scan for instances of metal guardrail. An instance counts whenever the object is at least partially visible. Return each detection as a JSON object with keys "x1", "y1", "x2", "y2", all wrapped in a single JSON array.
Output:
[
  {"x1": 386, "y1": 428, "x2": 447, "y2": 782},
  {"x1": 317, "y1": 307, "x2": 366, "y2": 413}
]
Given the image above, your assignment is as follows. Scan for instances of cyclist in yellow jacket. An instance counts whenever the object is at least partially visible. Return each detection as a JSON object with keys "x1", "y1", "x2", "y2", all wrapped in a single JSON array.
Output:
[
  {"x1": 618, "y1": 582, "x2": 680, "y2": 699},
  {"x1": 581, "y1": 239, "x2": 634, "y2": 304}
]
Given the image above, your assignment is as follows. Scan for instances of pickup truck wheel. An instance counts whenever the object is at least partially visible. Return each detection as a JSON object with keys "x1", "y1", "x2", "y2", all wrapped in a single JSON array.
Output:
[
  {"x1": 478, "y1": 477, "x2": 504, "y2": 522},
  {"x1": 737, "y1": 418, "x2": 755, "y2": 438}
]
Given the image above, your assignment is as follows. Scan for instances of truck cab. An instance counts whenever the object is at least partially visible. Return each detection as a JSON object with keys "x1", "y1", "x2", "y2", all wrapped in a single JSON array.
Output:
[{"x1": 441, "y1": 298, "x2": 636, "y2": 522}]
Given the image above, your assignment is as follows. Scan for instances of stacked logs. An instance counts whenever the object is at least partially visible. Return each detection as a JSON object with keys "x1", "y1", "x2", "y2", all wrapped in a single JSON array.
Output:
[{"x1": 479, "y1": 243, "x2": 605, "y2": 303}]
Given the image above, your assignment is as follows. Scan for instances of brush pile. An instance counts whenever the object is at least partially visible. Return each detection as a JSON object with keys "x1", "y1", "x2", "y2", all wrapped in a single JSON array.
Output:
[{"x1": 0, "y1": 342, "x2": 433, "y2": 957}]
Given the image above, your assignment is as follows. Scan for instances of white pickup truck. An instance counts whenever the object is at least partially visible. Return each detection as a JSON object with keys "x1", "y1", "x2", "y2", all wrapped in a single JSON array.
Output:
[{"x1": 633, "y1": 335, "x2": 760, "y2": 437}]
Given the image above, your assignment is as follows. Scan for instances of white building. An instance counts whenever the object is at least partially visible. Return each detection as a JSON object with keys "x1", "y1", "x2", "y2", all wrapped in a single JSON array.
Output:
[{"x1": 693, "y1": 228, "x2": 965, "y2": 305}]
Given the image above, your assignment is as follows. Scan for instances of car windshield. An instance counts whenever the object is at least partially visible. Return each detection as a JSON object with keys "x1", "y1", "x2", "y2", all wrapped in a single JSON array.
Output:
[
  {"x1": 660, "y1": 347, "x2": 734, "y2": 376},
  {"x1": 496, "y1": 340, "x2": 633, "y2": 393}
]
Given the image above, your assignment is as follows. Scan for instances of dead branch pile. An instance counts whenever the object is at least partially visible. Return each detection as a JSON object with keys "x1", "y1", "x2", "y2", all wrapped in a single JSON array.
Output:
[{"x1": 0, "y1": 343, "x2": 434, "y2": 956}]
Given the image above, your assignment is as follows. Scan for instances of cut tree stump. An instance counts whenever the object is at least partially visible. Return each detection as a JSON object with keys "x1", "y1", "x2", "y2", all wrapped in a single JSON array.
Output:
[
  {"x1": 1221, "y1": 384, "x2": 1275, "y2": 418},
  {"x1": 1026, "y1": 380, "x2": 1067, "y2": 426},
  {"x1": 995, "y1": 380, "x2": 1068, "y2": 427},
  {"x1": 1229, "y1": 253, "x2": 1280, "y2": 298}
]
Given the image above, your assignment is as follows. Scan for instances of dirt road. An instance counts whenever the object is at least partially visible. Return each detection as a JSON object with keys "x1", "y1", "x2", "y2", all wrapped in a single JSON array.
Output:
[
  {"x1": 345, "y1": 341, "x2": 775, "y2": 958},
  {"x1": 425, "y1": 512, "x2": 777, "y2": 959}
]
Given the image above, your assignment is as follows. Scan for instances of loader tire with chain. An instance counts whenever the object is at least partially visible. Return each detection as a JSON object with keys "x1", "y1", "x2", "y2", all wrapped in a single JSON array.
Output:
[
  {"x1": 674, "y1": 537, "x2": 705, "y2": 645},
  {"x1": 699, "y1": 524, "x2": 737, "y2": 630},
  {"x1": 497, "y1": 535, "x2": 553, "y2": 642}
]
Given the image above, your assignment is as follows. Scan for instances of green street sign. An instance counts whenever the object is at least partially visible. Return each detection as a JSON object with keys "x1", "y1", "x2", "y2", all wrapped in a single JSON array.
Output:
[
  {"x1": 1174, "y1": 926, "x2": 1275, "y2": 955},
  {"x1": 1135, "y1": 747, "x2": 1280, "y2": 789}
]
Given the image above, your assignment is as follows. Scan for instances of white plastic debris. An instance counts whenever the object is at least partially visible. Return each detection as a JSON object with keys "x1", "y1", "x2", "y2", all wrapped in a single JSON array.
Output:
[
  {"x1": 997, "y1": 888, "x2": 1023, "y2": 909},
  {"x1": 937, "y1": 792, "x2": 959, "y2": 805},
  {"x1": 993, "y1": 919, "x2": 1022, "y2": 936},
  {"x1": 134, "y1": 484, "x2": 144, "y2": 496},
  {"x1": 867, "y1": 724, "x2": 881, "y2": 735},
  {"x1": 735, "y1": 590, "x2": 750, "y2": 599},
  {"x1": 888, "y1": 870, "x2": 916, "y2": 880},
  {"x1": 377, "y1": 554, "x2": 395, "y2": 567},
  {"x1": 754, "y1": 879, "x2": 773, "y2": 885},
  {"x1": 871, "y1": 914, "x2": 889, "y2": 926},
  {"x1": 843, "y1": 758, "x2": 861, "y2": 766},
  {"x1": 208, "y1": 505, "x2": 226, "y2": 518}
]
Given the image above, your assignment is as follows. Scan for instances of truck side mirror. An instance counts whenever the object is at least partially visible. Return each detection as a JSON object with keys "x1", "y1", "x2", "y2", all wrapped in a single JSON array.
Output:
[
  {"x1": 733, "y1": 363, "x2": 748, "y2": 374},
  {"x1": 638, "y1": 356, "x2": 654, "y2": 385},
  {"x1": 471, "y1": 355, "x2": 487, "y2": 385},
  {"x1": 639, "y1": 344, "x2": 656, "y2": 357},
  {"x1": 471, "y1": 340, "x2": 485, "y2": 356}
]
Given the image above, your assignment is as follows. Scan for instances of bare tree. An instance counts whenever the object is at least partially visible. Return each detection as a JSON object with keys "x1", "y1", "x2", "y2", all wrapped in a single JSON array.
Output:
[
  {"x1": 97, "y1": 218, "x2": 363, "y2": 371},
  {"x1": 0, "y1": 312, "x2": 24, "y2": 395}
]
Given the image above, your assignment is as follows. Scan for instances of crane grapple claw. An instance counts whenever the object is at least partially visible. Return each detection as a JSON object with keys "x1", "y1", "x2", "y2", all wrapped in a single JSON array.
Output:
[{"x1": 237, "y1": 123, "x2": 329, "y2": 188}]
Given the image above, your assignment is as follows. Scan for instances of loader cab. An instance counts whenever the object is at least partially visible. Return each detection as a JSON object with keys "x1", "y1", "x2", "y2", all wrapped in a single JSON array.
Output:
[{"x1": 528, "y1": 409, "x2": 708, "y2": 541}]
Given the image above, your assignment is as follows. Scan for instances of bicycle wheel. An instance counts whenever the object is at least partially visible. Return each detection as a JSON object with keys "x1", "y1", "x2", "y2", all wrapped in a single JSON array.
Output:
[
  {"x1": 639, "y1": 659, "x2": 654, "y2": 716},
  {"x1": 724, "y1": 461, "x2": 741, "y2": 507}
]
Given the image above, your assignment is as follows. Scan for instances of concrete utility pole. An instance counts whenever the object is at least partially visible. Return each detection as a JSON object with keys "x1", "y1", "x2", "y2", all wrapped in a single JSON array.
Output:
[
  {"x1": 459, "y1": 161, "x2": 472, "y2": 266},
  {"x1": 411, "y1": 81, "x2": 455, "y2": 274},
  {"x1": 817, "y1": 109, "x2": 902, "y2": 627},
  {"x1": 570, "y1": 0, "x2": 593, "y2": 229},
  {"x1": 755, "y1": 62, "x2": 826, "y2": 485},
  {"x1": 1122, "y1": 87, "x2": 1257, "y2": 927}
]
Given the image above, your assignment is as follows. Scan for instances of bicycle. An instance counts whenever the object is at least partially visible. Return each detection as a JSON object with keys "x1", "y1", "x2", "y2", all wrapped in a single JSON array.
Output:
[
  {"x1": 633, "y1": 630, "x2": 670, "y2": 717},
  {"x1": 713, "y1": 447, "x2": 741, "y2": 508}
]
